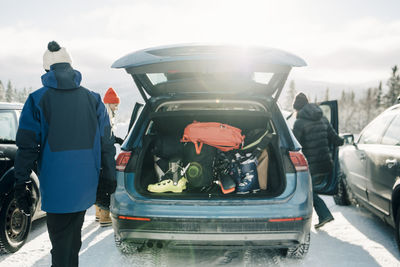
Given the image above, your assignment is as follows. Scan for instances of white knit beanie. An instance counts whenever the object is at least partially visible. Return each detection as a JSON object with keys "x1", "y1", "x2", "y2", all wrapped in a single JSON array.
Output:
[{"x1": 43, "y1": 41, "x2": 72, "y2": 70}]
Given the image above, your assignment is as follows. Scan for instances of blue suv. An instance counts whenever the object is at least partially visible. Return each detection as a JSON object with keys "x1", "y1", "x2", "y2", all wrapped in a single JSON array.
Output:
[{"x1": 110, "y1": 44, "x2": 337, "y2": 258}]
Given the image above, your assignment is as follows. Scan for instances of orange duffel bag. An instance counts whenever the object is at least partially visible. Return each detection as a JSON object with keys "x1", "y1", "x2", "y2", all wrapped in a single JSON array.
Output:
[{"x1": 181, "y1": 121, "x2": 245, "y2": 154}]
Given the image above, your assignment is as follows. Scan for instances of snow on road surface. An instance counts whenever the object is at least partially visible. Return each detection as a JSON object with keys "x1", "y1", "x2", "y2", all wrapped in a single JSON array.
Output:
[{"x1": 1, "y1": 196, "x2": 399, "y2": 267}]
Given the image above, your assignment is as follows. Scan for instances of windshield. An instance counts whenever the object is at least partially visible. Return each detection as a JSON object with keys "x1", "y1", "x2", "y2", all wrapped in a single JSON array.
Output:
[
  {"x1": 0, "y1": 110, "x2": 18, "y2": 142},
  {"x1": 146, "y1": 72, "x2": 274, "y2": 86}
]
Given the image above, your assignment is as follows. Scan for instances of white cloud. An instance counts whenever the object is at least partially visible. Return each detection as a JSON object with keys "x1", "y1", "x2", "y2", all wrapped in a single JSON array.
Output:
[{"x1": 1, "y1": 1, "x2": 400, "y2": 89}]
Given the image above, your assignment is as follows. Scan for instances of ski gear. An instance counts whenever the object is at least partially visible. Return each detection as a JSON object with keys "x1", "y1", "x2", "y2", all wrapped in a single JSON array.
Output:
[
  {"x1": 237, "y1": 155, "x2": 260, "y2": 194},
  {"x1": 229, "y1": 153, "x2": 242, "y2": 185},
  {"x1": 236, "y1": 173, "x2": 260, "y2": 194},
  {"x1": 183, "y1": 143, "x2": 216, "y2": 189},
  {"x1": 14, "y1": 181, "x2": 33, "y2": 216},
  {"x1": 147, "y1": 177, "x2": 188, "y2": 193},
  {"x1": 218, "y1": 174, "x2": 236, "y2": 194},
  {"x1": 181, "y1": 121, "x2": 245, "y2": 154}
]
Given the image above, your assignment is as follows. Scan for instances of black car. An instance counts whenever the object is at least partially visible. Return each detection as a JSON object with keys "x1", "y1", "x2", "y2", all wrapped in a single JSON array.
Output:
[
  {"x1": 0, "y1": 102, "x2": 44, "y2": 253},
  {"x1": 334, "y1": 103, "x2": 400, "y2": 250}
]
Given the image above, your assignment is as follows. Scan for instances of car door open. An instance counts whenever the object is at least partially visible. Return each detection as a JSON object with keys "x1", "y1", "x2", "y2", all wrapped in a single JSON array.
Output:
[{"x1": 313, "y1": 100, "x2": 340, "y2": 195}]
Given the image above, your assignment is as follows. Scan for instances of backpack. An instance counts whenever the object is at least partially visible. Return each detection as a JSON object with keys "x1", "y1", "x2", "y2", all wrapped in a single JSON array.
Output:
[
  {"x1": 181, "y1": 121, "x2": 245, "y2": 154},
  {"x1": 183, "y1": 143, "x2": 216, "y2": 190}
]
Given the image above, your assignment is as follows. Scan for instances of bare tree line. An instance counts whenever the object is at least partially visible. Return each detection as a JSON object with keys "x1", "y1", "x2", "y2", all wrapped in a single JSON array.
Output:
[{"x1": 283, "y1": 65, "x2": 400, "y2": 133}]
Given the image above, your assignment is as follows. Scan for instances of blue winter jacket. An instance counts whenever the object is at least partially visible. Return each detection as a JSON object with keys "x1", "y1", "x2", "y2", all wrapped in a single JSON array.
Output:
[{"x1": 14, "y1": 63, "x2": 116, "y2": 213}]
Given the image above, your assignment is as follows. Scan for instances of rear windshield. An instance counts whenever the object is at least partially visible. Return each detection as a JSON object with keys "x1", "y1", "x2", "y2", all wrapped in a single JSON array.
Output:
[{"x1": 146, "y1": 72, "x2": 274, "y2": 86}]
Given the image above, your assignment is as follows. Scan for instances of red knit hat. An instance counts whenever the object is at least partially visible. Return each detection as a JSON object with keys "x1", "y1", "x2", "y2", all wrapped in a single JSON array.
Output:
[{"x1": 103, "y1": 87, "x2": 120, "y2": 104}]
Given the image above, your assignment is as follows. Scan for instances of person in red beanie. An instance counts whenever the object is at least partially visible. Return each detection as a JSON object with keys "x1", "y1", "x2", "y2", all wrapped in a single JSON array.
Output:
[
  {"x1": 103, "y1": 87, "x2": 124, "y2": 145},
  {"x1": 95, "y1": 87, "x2": 123, "y2": 226}
]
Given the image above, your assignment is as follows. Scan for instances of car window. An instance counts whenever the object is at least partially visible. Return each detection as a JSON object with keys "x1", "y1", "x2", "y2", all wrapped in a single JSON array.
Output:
[
  {"x1": 381, "y1": 114, "x2": 400, "y2": 146},
  {"x1": 358, "y1": 112, "x2": 396, "y2": 144},
  {"x1": 146, "y1": 72, "x2": 274, "y2": 86},
  {"x1": 0, "y1": 110, "x2": 17, "y2": 142},
  {"x1": 319, "y1": 105, "x2": 331, "y2": 123}
]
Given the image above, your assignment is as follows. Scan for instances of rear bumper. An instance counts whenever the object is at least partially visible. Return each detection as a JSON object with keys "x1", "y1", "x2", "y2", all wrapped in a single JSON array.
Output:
[
  {"x1": 112, "y1": 216, "x2": 312, "y2": 249},
  {"x1": 111, "y1": 171, "x2": 313, "y2": 248}
]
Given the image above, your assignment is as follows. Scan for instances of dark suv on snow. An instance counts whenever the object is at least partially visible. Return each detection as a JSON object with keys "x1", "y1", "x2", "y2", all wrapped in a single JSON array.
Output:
[
  {"x1": 0, "y1": 102, "x2": 44, "y2": 253},
  {"x1": 110, "y1": 44, "x2": 340, "y2": 258}
]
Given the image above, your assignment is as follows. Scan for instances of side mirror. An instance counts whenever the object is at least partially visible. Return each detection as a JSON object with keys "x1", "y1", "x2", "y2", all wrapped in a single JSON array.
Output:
[{"x1": 340, "y1": 133, "x2": 355, "y2": 145}]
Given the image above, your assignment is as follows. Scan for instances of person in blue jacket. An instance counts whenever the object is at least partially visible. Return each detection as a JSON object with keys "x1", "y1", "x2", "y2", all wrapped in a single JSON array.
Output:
[{"x1": 13, "y1": 41, "x2": 116, "y2": 267}]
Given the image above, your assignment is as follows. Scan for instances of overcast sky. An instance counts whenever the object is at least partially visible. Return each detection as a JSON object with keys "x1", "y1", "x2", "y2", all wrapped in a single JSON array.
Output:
[{"x1": 1, "y1": 0, "x2": 400, "y2": 95}]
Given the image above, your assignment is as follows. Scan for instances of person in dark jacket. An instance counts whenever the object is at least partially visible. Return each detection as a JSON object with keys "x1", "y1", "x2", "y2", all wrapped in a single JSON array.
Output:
[
  {"x1": 13, "y1": 41, "x2": 116, "y2": 267},
  {"x1": 292, "y1": 92, "x2": 343, "y2": 229}
]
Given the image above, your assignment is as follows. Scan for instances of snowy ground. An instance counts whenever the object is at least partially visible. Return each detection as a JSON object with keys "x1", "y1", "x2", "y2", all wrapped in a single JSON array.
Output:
[{"x1": 1, "y1": 196, "x2": 399, "y2": 267}]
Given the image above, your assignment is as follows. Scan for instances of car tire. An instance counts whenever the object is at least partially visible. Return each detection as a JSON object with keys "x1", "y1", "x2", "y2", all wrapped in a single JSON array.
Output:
[
  {"x1": 396, "y1": 206, "x2": 400, "y2": 252},
  {"x1": 285, "y1": 231, "x2": 310, "y2": 258},
  {"x1": 333, "y1": 172, "x2": 351, "y2": 206},
  {"x1": 114, "y1": 234, "x2": 143, "y2": 254},
  {"x1": 0, "y1": 193, "x2": 32, "y2": 253}
]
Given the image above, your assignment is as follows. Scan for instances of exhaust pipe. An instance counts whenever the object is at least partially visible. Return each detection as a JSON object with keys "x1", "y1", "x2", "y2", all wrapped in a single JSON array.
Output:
[{"x1": 147, "y1": 241, "x2": 154, "y2": 248}]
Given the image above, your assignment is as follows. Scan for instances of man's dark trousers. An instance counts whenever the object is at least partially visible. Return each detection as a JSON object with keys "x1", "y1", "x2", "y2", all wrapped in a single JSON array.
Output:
[{"x1": 47, "y1": 210, "x2": 86, "y2": 267}]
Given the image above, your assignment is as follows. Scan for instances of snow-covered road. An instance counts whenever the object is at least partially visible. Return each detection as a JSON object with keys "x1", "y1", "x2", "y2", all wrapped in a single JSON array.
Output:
[{"x1": 1, "y1": 196, "x2": 399, "y2": 267}]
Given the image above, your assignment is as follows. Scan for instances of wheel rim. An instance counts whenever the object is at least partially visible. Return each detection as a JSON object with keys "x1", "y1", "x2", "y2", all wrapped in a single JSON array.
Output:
[{"x1": 5, "y1": 199, "x2": 29, "y2": 245}]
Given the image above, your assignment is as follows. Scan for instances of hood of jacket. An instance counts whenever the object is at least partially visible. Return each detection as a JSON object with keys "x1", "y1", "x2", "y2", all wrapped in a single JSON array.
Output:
[
  {"x1": 297, "y1": 103, "x2": 323, "y2": 121},
  {"x1": 41, "y1": 63, "x2": 82, "y2": 90}
]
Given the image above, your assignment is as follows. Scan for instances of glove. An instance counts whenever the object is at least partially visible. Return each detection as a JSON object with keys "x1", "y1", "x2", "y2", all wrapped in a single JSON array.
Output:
[
  {"x1": 115, "y1": 136, "x2": 124, "y2": 146},
  {"x1": 14, "y1": 181, "x2": 33, "y2": 216},
  {"x1": 96, "y1": 174, "x2": 117, "y2": 210},
  {"x1": 335, "y1": 137, "x2": 345, "y2": 147}
]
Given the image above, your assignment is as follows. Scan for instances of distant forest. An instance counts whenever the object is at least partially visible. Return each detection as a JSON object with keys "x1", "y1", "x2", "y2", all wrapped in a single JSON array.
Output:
[
  {"x1": 0, "y1": 80, "x2": 31, "y2": 104},
  {"x1": 282, "y1": 65, "x2": 400, "y2": 133}
]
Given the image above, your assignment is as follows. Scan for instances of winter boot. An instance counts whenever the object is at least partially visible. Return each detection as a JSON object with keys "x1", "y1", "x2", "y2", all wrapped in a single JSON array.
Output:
[
  {"x1": 95, "y1": 205, "x2": 101, "y2": 222},
  {"x1": 99, "y1": 209, "x2": 112, "y2": 227},
  {"x1": 229, "y1": 159, "x2": 242, "y2": 185},
  {"x1": 147, "y1": 177, "x2": 188, "y2": 193},
  {"x1": 236, "y1": 173, "x2": 260, "y2": 194},
  {"x1": 314, "y1": 216, "x2": 334, "y2": 229},
  {"x1": 237, "y1": 155, "x2": 260, "y2": 194}
]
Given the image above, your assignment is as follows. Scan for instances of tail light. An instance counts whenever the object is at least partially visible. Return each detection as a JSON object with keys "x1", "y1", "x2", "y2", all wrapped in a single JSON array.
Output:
[
  {"x1": 289, "y1": 151, "x2": 308, "y2": 172},
  {"x1": 116, "y1": 151, "x2": 132, "y2": 172},
  {"x1": 269, "y1": 217, "x2": 303, "y2": 222},
  {"x1": 118, "y1": 216, "x2": 151, "y2": 221}
]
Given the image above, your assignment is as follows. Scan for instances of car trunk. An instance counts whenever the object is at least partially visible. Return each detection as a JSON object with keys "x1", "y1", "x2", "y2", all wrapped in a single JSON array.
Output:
[{"x1": 133, "y1": 100, "x2": 287, "y2": 199}]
